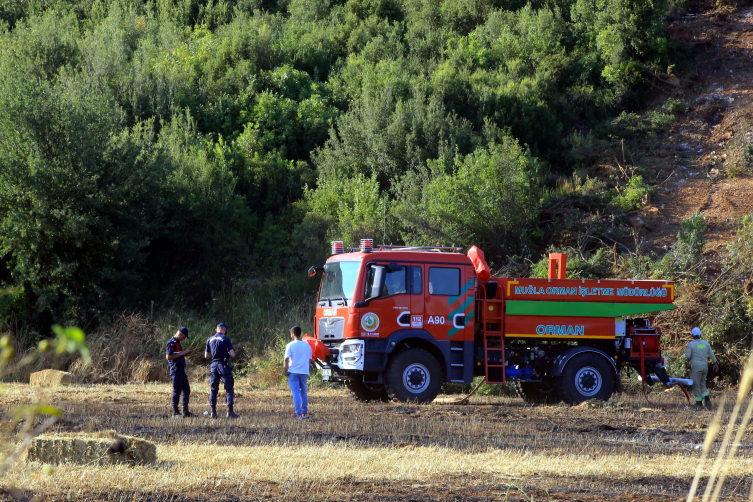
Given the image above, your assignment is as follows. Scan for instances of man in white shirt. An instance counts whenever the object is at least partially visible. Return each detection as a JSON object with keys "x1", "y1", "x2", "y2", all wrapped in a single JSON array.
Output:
[{"x1": 284, "y1": 326, "x2": 313, "y2": 419}]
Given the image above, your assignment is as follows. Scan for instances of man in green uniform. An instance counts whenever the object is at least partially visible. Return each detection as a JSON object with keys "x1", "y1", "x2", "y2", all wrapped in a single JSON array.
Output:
[{"x1": 685, "y1": 327, "x2": 718, "y2": 408}]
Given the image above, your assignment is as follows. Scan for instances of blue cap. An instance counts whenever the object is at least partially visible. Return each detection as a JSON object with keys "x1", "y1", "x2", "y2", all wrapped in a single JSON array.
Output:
[
  {"x1": 179, "y1": 327, "x2": 189, "y2": 338},
  {"x1": 217, "y1": 323, "x2": 227, "y2": 329}
]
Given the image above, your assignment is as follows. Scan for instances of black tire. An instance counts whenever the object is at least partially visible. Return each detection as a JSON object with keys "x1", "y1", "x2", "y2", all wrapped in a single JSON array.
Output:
[
  {"x1": 384, "y1": 348, "x2": 442, "y2": 403},
  {"x1": 514, "y1": 380, "x2": 562, "y2": 405},
  {"x1": 556, "y1": 354, "x2": 615, "y2": 404},
  {"x1": 346, "y1": 380, "x2": 390, "y2": 402}
]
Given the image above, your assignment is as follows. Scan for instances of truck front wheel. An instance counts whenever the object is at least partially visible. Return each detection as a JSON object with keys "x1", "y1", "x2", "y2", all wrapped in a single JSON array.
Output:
[
  {"x1": 385, "y1": 348, "x2": 442, "y2": 403},
  {"x1": 557, "y1": 354, "x2": 614, "y2": 404},
  {"x1": 346, "y1": 381, "x2": 390, "y2": 402}
]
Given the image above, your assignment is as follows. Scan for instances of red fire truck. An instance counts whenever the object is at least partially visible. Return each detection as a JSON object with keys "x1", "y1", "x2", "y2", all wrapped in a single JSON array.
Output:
[{"x1": 309, "y1": 240, "x2": 676, "y2": 404}]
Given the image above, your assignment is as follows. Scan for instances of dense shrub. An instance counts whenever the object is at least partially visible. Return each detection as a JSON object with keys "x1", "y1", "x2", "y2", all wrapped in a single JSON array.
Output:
[{"x1": 394, "y1": 137, "x2": 541, "y2": 262}]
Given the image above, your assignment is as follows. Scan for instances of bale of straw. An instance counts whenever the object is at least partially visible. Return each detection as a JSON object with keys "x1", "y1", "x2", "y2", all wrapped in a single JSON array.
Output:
[
  {"x1": 29, "y1": 369, "x2": 75, "y2": 387},
  {"x1": 26, "y1": 431, "x2": 157, "y2": 465}
]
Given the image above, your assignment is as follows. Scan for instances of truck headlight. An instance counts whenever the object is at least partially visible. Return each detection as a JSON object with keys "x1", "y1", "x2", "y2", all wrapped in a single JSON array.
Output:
[{"x1": 341, "y1": 343, "x2": 363, "y2": 354}]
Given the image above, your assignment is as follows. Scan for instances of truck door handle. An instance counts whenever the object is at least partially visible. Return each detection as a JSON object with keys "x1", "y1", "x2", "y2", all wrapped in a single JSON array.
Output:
[
  {"x1": 453, "y1": 313, "x2": 466, "y2": 328},
  {"x1": 397, "y1": 311, "x2": 411, "y2": 327}
]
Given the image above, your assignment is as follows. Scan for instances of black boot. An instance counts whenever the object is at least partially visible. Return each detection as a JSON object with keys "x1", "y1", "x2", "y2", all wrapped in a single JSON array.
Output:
[
  {"x1": 182, "y1": 404, "x2": 193, "y2": 417},
  {"x1": 227, "y1": 404, "x2": 239, "y2": 418},
  {"x1": 172, "y1": 405, "x2": 182, "y2": 417},
  {"x1": 210, "y1": 406, "x2": 217, "y2": 419},
  {"x1": 704, "y1": 395, "x2": 712, "y2": 408},
  {"x1": 695, "y1": 400, "x2": 704, "y2": 408}
]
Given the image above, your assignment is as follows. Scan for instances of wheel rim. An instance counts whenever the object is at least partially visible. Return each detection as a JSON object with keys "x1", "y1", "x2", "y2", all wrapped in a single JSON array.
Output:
[
  {"x1": 574, "y1": 366, "x2": 602, "y2": 397},
  {"x1": 403, "y1": 363, "x2": 430, "y2": 394}
]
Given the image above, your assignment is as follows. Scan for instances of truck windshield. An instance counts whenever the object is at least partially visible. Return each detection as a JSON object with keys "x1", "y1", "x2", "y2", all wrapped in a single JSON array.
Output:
[{"x1": 319, "y1": 261, "x2": 361, "y2": 303}]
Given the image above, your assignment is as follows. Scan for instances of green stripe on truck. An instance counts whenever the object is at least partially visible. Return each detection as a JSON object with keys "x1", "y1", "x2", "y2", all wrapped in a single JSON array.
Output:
[{"x1": 505, "y1": 301, "x2": 674, "y2": 317}]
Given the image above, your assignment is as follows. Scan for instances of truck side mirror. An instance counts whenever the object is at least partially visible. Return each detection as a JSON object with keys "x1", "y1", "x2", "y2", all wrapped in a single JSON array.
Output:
[
  {"x1": 366, "y1": 265, "x2": 387, "y2": 301},
  {"x1": 308, "y1": 266, "x2": 324, "y2": 277}
]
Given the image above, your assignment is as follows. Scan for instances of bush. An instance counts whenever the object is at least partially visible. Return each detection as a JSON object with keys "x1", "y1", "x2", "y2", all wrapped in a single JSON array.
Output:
[
  {"x1": 0, "y1": 287, "x2": 29, "y2": 331},
  {"x1": 394, "y1": 136, "x2": 541, "y2": 264},
  {"x1": 689, "y1": 215, "x2": 753, "y2": 377},
  {"x1": 702, "y1": 287, "x2": 753, "y2": 378},
  {"x1": 628, "y1": 212, "x2": 706, "y2": 281},
  {"x1": 304, "y1": 172, "x2": 393, "y2": 246},
  {"x1": 726, "y1": 121, "x2": 753, "y2": 177},
  {"x1": 608, "y1": 98, "x2": 686, "y2": 137},
  {"x1": 613, "y1": 175, "x2": 649, "y2": 212},
  {"x1": 530, "y1": 248, "x2": 614, "y2": 279}
]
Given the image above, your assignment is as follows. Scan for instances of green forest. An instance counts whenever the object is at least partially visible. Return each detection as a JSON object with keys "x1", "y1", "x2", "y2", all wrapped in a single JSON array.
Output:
[{"x1": 6, "y1": 0, "x2": 749, "y2": 360}]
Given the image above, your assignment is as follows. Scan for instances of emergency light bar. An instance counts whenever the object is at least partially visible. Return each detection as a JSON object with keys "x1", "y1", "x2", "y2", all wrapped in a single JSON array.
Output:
[
  {"x1": 360, "y1": 239, "x2": 373, "y2": 253},
  {"x1": 331, "y1": 241, "x2": 344, "y2": 254}
]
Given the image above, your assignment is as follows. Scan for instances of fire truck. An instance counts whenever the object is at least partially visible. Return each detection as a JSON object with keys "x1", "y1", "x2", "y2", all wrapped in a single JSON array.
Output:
[{"x1": 308, "y1": 240, "x2": 677, "y2": 404}]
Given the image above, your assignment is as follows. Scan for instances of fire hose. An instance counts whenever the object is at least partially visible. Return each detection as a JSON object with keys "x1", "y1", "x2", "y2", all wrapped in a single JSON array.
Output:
[{"x1": 454, "y1": 377, "x2": 486, "y2": 404}]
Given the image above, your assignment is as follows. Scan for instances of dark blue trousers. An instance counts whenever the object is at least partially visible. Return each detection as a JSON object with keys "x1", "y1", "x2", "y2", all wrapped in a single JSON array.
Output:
[
  {"x1": 171, "y1": 369, "x2": 190, "y2": 407},
  {"x1": 209, "y1": 362, "x2": 234, "y2": 406}
]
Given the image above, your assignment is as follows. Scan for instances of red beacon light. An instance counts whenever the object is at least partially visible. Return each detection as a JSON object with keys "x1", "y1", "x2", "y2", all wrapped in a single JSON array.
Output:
[
  {"x1": 360, "y1": 238, "x2": 373, "y2": 253},
  {"x1": 331, "y1": 241, "x2": 344, "y2": 255}
]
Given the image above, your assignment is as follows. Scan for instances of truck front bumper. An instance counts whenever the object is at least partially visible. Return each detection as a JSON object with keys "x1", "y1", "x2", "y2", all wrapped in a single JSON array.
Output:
[{"x1": 319, "y1": 339, "x2": 365, "y2": 381}]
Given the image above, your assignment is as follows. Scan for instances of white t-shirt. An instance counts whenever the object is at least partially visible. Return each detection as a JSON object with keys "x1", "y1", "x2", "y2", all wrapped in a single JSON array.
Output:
[{"x1": 285, "y1": 339, "x2": 312, "y2": 375}]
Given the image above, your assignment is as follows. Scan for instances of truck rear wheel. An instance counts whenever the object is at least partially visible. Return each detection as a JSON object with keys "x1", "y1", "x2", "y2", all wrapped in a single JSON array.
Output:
[
  {"x1": 514, "y1": 380, "x2": 562, "y2": 405},
  {"x1": 346, "y1": 380, "x2": 389, "y2": 402},
  {"x1": 557, "y1": 354, "x2": 614, "y2": 404},
  {"x1": 384, "y1": 348, "x2": 442, "y2": 403}
]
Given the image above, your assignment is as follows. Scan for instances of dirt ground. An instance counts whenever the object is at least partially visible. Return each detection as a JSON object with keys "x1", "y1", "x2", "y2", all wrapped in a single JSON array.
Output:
[
  {"x1": 2, "y1": 383, "x2": 752, "y2": 501},
  {"x1": 634, "y1": 3, "x2": 753, "y2": 259}
]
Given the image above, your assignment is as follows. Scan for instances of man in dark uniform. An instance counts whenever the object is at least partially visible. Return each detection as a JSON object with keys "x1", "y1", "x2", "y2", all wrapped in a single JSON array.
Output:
[
  {"x1": 205, "y1": 323, "x2": 239, "y2": 418},
  {"x1": 166, "y1": 327, "x2": 192, "y2": 417}
]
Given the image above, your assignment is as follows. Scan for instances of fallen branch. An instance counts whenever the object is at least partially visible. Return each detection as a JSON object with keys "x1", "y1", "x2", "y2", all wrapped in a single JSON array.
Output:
[{"x1": 599, "y1": 233, "x2": 632, "y2": 253}]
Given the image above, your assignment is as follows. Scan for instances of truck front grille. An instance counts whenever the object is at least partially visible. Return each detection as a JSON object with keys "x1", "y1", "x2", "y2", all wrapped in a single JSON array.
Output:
[{"x1": 319, "y1": 317, "x2": 345, "y2": 340}]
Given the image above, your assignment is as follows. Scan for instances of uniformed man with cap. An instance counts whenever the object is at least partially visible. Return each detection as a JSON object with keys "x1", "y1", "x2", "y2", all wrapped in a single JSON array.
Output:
[
  {"x1": 166, "y1": 327, "x2": 193, "y2": 417},
  {"x1": 204, "y1": 323, "x2": 239, "y2": 418},
  {"x1": 685, "y1": 327, "x2": 718, "y2": 408}
]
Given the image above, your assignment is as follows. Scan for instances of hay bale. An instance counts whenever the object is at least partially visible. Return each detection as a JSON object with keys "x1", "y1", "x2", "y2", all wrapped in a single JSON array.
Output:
[
  {"x1": 29, "y1": 369, "x2": 75, "y2": 387},
  {"x1": 26, "y1": 431, "x2": 156, "y2": 465}
]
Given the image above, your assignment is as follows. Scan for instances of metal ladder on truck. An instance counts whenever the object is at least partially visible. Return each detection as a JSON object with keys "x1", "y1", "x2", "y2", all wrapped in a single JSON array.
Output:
[{"x1": 482, "y1": 299, "x2": 506, "y2": 384}]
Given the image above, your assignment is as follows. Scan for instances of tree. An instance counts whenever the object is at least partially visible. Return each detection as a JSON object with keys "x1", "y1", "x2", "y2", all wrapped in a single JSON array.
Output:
[{"x1": 395, "y1": 135, "x2": 541, "y2": 263}]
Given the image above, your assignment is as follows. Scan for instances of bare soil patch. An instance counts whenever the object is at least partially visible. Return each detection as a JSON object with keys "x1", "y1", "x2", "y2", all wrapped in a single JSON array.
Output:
[{"x1": 640, "y1": 4, "x2": 753, "y2": 257}]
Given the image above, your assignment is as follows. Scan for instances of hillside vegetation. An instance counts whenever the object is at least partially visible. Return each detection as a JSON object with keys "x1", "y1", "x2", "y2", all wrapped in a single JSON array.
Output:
[{"x1": 0, "y1": 0, "x2": 752, "y2": 378}]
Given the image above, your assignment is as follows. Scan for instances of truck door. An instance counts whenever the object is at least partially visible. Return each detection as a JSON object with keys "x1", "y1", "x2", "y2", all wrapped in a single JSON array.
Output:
[
  {"x1": 424, "y1": 265, "x2": 471, "y2": 340},
  {"x1": 425, "y1": 264, "x2": 474, "y2": 382},
  {"x1": 361, "y1": 262, "x2": 411, "y2": 338}
]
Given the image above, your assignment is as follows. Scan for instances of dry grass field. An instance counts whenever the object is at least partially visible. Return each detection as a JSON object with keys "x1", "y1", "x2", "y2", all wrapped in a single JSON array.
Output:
[{"x1": 2, "y1": 382, "x2": 753, "y2": 502}]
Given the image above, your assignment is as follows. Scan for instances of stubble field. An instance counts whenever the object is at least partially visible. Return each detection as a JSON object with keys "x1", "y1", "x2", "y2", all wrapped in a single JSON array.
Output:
[{"x1": 1, "y1": 382, "x2": 752, "y2": 501}]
